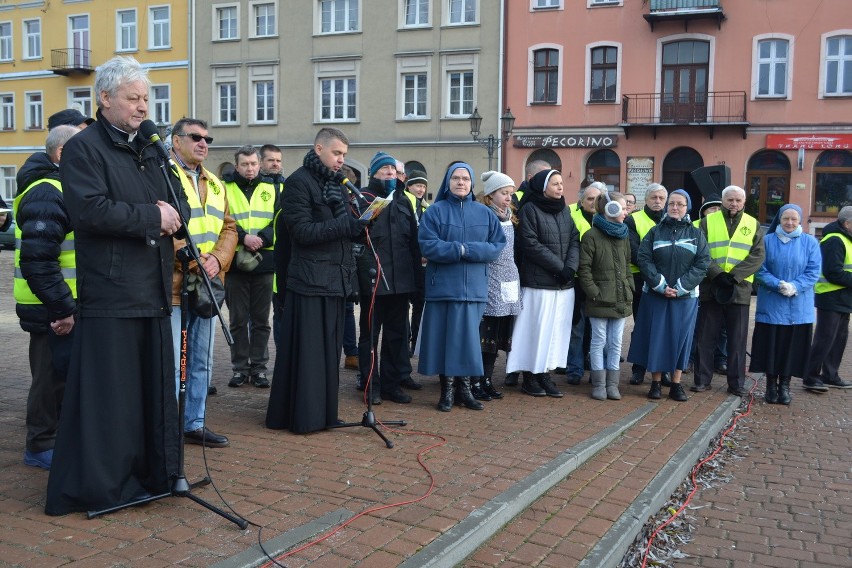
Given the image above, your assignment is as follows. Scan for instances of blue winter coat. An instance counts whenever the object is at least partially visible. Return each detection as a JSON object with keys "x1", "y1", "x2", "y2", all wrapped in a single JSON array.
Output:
[
  {"x1": 754, "y1": 231, "x2": 821, "y2": 325},
  {"x1": 418, "y1": 186, "x2": 506, "y2": 302}
]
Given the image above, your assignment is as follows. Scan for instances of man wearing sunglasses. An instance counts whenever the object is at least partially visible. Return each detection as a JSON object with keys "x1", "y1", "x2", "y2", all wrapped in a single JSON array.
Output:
[
  {"x1": 222, "y1": 146, "x2": 278, "y2": 390},
  {"x1": 169, "y1": 118, "x2": 237, "y2": 448}
]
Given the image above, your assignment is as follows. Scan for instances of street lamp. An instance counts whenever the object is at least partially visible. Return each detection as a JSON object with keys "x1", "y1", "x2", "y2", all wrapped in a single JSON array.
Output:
[{"x1": 469, "y1": 107, "x2": 515, "y2": 172}]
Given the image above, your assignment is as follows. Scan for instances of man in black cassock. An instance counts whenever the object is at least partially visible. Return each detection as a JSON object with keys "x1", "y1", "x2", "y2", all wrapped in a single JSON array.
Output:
[{"x1": 45, "y1": 55, "x2": 187, "y2": 515}]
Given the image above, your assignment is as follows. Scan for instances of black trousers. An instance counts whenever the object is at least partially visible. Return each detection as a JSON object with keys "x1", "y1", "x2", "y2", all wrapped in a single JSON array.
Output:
[
  {"x1": 358, "y1": 293, "x2": 412, "y2": 394},
  {"x1": 630, "y1": 273, "x2": 646, "y2": 375},
  {"x1": 26, "y1": 331, "x2": 72, "y2": 453},
  {"x1": 225, "y1": 270, "x2": 273, "y2": 375},
  {"x1": 807, "y1": 308, "x2": 850, "y2": 383},
  {"x1": 694, "y1": 300, "x2": 749, "y2": 389}
]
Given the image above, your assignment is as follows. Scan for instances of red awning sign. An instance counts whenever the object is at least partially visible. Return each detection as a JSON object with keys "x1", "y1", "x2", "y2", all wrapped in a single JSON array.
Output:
[{"x1": 766, "y1": 133, "x2": 852, "y2": 150}]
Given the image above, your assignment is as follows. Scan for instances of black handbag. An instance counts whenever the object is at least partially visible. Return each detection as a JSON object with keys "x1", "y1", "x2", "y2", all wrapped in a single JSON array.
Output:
[{"x1": 186, "y1": 273, "x2": 226, "y2": 318}]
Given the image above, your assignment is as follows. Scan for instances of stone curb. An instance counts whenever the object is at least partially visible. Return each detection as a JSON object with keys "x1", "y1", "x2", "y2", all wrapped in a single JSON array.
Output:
[
  {"x1": 579, "y1": 395, "x2": 742, "y2": 567},
  {"x1": 398, "y1": 403, "x2": 657, "y2": 568}
]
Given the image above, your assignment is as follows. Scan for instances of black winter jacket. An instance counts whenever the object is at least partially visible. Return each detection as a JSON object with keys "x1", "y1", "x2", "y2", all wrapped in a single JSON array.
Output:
[
  {"x1": 815, "y1": 220, "x2": 852, "y2": 313},
  {"x1": 281, "y1": 165, "x2": 362, "y2": 298},
  {"x1": 14, "y1": 152, "x2": 76, "y2": 333},
  {"x1": 222, "y1": 171, "x2": 277, "y2": 273},
  {"x1": 355, "y1": 177, "x2": 421, "y2": 297},
  {"x1": 637, "y1": 215, "x2": 710, "y2": 294},
  {"x1": 515, "y1": 201, "x2": 580, "y2": 290},
  {"x1": 60, "y1": 110, "x2": 189, "y2": 318}
]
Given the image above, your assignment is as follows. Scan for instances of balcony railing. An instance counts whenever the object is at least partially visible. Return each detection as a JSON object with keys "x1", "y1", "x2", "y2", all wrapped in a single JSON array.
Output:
[
  {"x1": 621, "y1": 91, "x2": 748, "y2": 138},
  {"x1": 51, "y1": 48, "x2": 94, "y2": 76},
  {"x1": 644, "y1": 0, "x2": 726, "y2": 30}
]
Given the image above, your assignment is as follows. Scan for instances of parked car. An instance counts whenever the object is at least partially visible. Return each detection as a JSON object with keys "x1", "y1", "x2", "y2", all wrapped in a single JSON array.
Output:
[{"x1": 0, "y1": 211, "x2": 15, "y2": 250}]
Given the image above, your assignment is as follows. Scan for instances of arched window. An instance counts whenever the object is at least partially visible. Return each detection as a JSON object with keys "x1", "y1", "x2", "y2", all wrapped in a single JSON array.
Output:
[
  {"x1": 745, "y1": 151, "x2": 790, "y2": 225},
  {"x1": 814, "y1": 150, "x2": 852, "y2": 213},
  {"x1": 405, "y1": 160, "x2": 427, "y2": 178},
  {"x1": 585, "y1": 149, "x2": 620, "y2": 192},
  {"x1": 526, "y1": 148, "x2": 561, "y2": 172}
]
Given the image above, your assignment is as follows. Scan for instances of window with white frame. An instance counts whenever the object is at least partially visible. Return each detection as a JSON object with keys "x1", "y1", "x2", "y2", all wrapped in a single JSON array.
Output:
[
  {"x1": 443, "y1": 52, "x2": 477, "y2": 117},
  {"x1": 0, "y1": 22, "x2": 12, "y2": 62},
  {"x1": 823, "y1": 34, "x2": 851, "y2": 96},
  {"x1": 149, "y1": 6, "x2": 170, "y2": 49},
  {"x1": 532, "y1": 0, "x2": 561, "y2": 9},
  {"x1": 589, "y1": 45, "x2": 618, "y2": 102},
  {"x1": 320, "y1": 77, "x2": 357, "y2": 121},
  {"x1": 755, "y1": 38, "x2": 789, "y2": 98},
  {"x1": 588, "y1": 0, "x2": 622, "y2": 6},
  {"x1": 151, "y1": 85, "x2": 170, "y2": 125},
  {"x1": 398, "y1": 55, "x2": 430, "y2": 119},
  {"x1": 250, "y1": 65, "x2": 277, "y2": 124},
  {"x1": 68, "y1": 88, "x2": 92, "y2": 118},
  {"x1": 214, "y1": 5, "x2": 239, "y2": 40},
  {"x1": 1, "y1": 166, "x2": 16, "y2": 202},
  {"x1": 319, "y1": 0, "x2": 359, "y2": 34},
  {"x1": 532, "y1": 48, "x2": 559, "y2": 103},
  {"x1": 214, "y1": 67, "x2": 239, "y2": 125},
  {"x1": 251, "y1": 2, "x2": 277, "y2": 37},
  {"x1": 116, "y1": 10, "x2": 137, "y2": 52},
  {"x1": 0, "y1": 94, "x2": 13, "y2": 130},
  {"x1": 25, "y1": 92, "x2": 42, "y2": 129},
  {"x1": 448, "y1": 0, "x2": 476, "y2": 25},
  {"x1": 403, "y1": 0, "x2": 430, "y2": 27},
  {"x1": 23, "y1": 19, "x2": 41, "y2": 59}
]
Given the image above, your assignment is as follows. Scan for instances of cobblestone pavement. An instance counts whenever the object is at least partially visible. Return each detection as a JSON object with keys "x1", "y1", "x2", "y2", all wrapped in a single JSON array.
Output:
[{"x1": 0, "y1": 253, "x2": 847, "y2": 567}]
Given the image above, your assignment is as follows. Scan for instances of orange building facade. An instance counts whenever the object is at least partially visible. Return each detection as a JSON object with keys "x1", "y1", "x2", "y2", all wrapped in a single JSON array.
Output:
[{"x1": 503, "y1": 0, "x2": 852, "y2": 231}]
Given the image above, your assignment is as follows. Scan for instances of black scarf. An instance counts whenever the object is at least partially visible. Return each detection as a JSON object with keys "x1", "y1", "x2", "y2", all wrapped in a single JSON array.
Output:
[{"x1": 302, "y1": 149, "x2": 347, "y2": 218}]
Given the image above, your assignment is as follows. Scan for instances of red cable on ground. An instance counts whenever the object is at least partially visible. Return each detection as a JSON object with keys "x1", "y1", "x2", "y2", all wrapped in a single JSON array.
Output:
[{"x1": 639, "y1": 378, "x2": 758, "y2": 568}]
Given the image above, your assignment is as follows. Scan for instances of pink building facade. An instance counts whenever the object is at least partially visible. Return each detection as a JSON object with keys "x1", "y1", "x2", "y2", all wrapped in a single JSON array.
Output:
[{"x1": 503, "y1": 0, "x2": 852, "y2": 231}]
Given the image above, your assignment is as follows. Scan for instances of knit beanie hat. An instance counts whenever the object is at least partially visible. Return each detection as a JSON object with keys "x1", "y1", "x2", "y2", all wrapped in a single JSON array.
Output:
[
  {"x1": 369, "y1": 151, "x2": 396, "y2": 176},
  {"x1": 481, "y1": 171, "x2": 515, "y2": 196},
  {"x1": 406, "y1": 170, "x2": 428, "y2": 188}
]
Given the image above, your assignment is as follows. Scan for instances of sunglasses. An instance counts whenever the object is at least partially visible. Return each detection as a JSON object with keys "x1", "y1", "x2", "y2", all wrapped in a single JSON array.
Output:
[{"x1": 176, "y1": 133, "x2": 214, "y2": 144}]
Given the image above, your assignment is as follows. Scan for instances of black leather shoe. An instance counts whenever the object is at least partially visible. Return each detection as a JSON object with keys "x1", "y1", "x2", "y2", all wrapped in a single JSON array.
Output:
[
  {"x1": 381, "y1": 387, "x2": 412, "y2": 404},
  {"x1": 228, "y1": 373, "x2": 247, "y2": 387},
  {"x1": 629, "y1": 371, "x2": 645, "y2": 385},
  {"x1": 566, "y1": 374, "x2": 582, "y2": 385},
  {"x1": 690, "y1": 384, "x2": 712, "y2": 392},
  {"x1": 715, "y1": 363, "x2": 728, "y2": 374},
  {"x1": 207, "y1": 385, "x2": 217, "y2": 396},
  {"x1": 660, "y1": 372, "x2": 673, "y2": 387},
  {"x1": 252, "y1": 373, "x2": 270, "y2": 388},
  {"x1": 504, "y1": 372, "x2": 519, "y2": 387},
  {"x1": 185, "y1": 427, "x2": 229, "y2": 448},
  {"x1": 401, "y1": 377, "x2": 423, "y2": 390},
  {"x1": 726, "y1": 386, "x2": 748, "y2": 397}
]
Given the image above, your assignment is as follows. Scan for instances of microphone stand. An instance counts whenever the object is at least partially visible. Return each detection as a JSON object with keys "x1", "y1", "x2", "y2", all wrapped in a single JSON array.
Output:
[
  {"x1": 87, "y1": 155, "x2": 247, "y2": 529},
  {"x1": 328, "y1": 186, "x2": 407, "y2": 449}
]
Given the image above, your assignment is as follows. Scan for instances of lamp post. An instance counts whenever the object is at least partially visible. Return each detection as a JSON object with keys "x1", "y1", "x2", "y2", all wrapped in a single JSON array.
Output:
[{"x1": 469, "y1": 107, "x2": 515, "y2": 172}]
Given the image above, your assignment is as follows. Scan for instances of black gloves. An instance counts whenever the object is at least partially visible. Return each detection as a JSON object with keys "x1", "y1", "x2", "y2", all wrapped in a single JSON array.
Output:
[
  {"x1": 349, "y1": 216, "x2": 370, "y2": 237},
  {"x1": 556, "y1": 263, "x2": 574, "y2": 285},
  {"x1": 713, "y1": 272, "x2": 737, "y2": 287}
]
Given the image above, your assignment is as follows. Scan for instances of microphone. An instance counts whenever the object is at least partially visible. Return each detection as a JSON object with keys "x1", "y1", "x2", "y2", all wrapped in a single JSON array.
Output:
[
  {"x1": 139, "y1": 119, "x2": 177, "y2": 168},
  {"x1": 341, "y1": 177, "x2": 366, "y2": 200}
]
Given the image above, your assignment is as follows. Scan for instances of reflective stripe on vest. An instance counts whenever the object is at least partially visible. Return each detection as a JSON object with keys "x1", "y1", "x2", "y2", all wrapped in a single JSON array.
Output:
[
  {"x1": 815, "y1": 232, "x2": 852, "y2": 294},
  {"x1": 13, "y1": 177, "x2": 77, "y2": 304},
  {"x1": 705, "y1": 210, "x2": 759, "y2": 283},
  {"x1": 225, "y1": 180, "x2": 275, "y2": 251},
  {"x1": 174, "y1": 166, "x2": 226, "y2": 255},
  {"x1": 629, "y1": 209, "x2": 656, "y2": 273},
  {"x1": 569, "y1": 203, "x2": 591, "y2": 239}
]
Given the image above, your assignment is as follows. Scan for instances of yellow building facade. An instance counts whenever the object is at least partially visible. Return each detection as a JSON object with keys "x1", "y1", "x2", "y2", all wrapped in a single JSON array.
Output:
[{"x1": 0, "y1": 0, "x2": 189, "y2": 203}]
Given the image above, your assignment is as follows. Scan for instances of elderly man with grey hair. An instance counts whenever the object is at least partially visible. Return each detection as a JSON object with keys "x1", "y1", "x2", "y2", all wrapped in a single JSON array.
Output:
[
  {"x1": 693, "y1": 185, "x2": 765, "y2": 397},
  {"x1": 46, "y1": 55, "x2": 188, "y2": 515},
  {"x1": 625, "y1": 183, "x2": 668, "y2": 385},
  {"x1": 804, "y1": 205, "x2": 852, "y2": 392}
]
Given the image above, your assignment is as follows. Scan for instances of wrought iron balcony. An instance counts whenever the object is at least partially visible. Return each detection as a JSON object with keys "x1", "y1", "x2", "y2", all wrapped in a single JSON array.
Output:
[
  {"x1": 51, "y1": 48, "x2": 94, "y2": 76},
  {"x1": 620, "y1": 91, "x2": 748, "y2": 139},
  {"x1": 644, "y1": 0, "x2": 726, "y2": 30}
]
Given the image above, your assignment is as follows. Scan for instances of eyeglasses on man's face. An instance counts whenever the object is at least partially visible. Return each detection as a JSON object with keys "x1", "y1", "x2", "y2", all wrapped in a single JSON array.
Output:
[{"x1": 176, "y1": 133, "x2": 214, "y2": 144}]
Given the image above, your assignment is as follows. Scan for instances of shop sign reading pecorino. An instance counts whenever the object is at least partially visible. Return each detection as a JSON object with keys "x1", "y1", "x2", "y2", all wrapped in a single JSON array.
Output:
[{"x1": 513, "y1": 135, "x2": 618, "y2": 149}]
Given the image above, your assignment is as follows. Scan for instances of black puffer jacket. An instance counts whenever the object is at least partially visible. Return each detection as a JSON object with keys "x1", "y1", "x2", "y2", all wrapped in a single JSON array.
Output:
[
  {"x1": 14, "y1": 151, "x2": 76, "y2": 333},
  {"x1": 355, "y1": 177, "x2": 421, "y2": 297},
  {"x1": 282, "y1": 165, "x2": 361, "y2": 298},
  {"x1": 516, "y1": 201, "x2": 580, "y2": 290},
  {"x1": 638, "y1": 215, "x2": 710, "y2": 293},
  {"x1": 60, "y1": 110, "x2": 189, "y2": 318},
  {"x1": 815, "y1": 220, "x2": 852, "y2": 313}
]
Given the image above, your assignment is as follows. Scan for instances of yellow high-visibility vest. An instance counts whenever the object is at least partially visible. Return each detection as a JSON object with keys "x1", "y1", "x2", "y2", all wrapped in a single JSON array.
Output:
[
  {"x1": 174, "y1": 166, "x2": 226, "y2": 255},
  {"x1": 815, "y1": 232, "x2": 852, "y2": 294},
  {"x1": 705, "y1": 210, "x2": 759, "y2": 283},
  {"x1": 569, "y1": 203, "x2": 592, "y2": 239},
  {"x1": 225, "y1": 180, "x2": 275, "y2": 251},
  {"x1": 13, "y1": 178, "x2": 76, "y2": 304},
  {"x1": 629, "y1": 209, "x2": 656, "y2": 273}
]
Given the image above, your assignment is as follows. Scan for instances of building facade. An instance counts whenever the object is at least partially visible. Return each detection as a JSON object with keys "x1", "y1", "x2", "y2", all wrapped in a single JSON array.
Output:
[
  {"x1": 0, "y1": 0, "x2": 189, "y2": 204},
  {"x1": 504, "y1": 0, "x2": 852, "y2": 231},
  {"x1": 192, "y1": 0, "x2": 504, "y2": 193}
]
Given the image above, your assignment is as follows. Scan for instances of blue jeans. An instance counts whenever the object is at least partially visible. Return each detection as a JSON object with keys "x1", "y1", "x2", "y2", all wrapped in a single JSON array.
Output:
[
  {"x1": 589, "y1": 317, "x2": 625, "y2": 371},
  {"x1": 171, "y1": 307, "x2": 214, "y2": 433}
]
